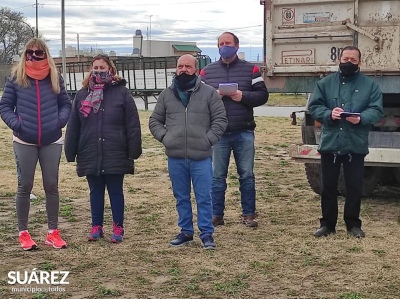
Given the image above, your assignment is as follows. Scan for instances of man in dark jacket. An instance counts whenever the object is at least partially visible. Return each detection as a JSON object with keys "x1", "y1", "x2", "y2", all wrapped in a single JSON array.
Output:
[
  {"x1": 149, "y1": 54, "x2": 227, "y2": 249},
  {"x1": 199, "y1": 32, "x2": 269, "y2": 228},
  {"x1": 309, "y1": 46, "x2": 383, "y2": 238}
]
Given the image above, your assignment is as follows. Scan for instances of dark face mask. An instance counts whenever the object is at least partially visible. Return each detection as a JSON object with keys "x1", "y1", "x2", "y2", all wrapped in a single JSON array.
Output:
[
  {"x1": 90, "y1": 71, "x2": 113, "y2": 84},
  {"x1": 26, "y1": 55, "x2": 45, "y2": 62},
  {"x1": 339, "y1": 61, "x2": 359, "y2": 76},
  {"x1": 175, "y1": 72, "x2": 197, "y2": 85}
]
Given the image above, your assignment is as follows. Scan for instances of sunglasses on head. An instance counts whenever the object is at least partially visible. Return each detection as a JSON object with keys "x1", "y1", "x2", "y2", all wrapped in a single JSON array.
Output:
[
  {"x1": 26, "y1": 49, "x2": 45, "y2": 56},
  {"x1": 93, "y1": 54, "x2": 109, "y2": 59}
]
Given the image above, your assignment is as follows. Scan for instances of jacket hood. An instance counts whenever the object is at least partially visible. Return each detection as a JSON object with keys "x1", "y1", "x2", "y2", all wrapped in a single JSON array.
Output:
[{"x1": 112, "y1": 78, "x2": 127, "y2": 86}]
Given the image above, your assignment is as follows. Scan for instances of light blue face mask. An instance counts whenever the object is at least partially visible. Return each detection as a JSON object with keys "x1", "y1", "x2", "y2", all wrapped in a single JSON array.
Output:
[{"x1": 219, "y1": 45, "x2": 237, "y2": 60}]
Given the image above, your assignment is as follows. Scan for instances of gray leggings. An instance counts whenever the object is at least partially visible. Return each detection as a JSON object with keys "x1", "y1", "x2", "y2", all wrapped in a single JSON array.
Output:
[{"x1": 13, "y1": 142, "x2": 62, "y2": 231}]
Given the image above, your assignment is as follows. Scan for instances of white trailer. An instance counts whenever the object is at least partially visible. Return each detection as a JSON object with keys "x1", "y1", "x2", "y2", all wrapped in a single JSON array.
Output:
[
  {"x1": 260, "y1": 0, "x2": 400, "y2": 196},
  {"x1": 59, "y1": 55, "x2": 211, "y2": 110}
]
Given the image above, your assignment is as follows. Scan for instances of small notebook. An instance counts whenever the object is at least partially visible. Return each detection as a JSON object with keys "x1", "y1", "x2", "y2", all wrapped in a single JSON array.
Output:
[
  {"x1": 218, "y1": 83, "x2": 238, "y2": 95},
  {"x1": 340, "y1": 112, "x2": 361, "y2": 118}
]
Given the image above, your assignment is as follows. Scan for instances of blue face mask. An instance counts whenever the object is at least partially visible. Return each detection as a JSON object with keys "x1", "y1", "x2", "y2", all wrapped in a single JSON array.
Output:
[{"x1": 219, "y1": 45, "x2": 237, "y2": 60}]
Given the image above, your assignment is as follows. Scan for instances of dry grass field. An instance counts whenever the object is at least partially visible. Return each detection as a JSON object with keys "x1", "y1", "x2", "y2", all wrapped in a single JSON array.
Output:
[{"x1": 0, "y1": 107, "x2": 399, "y2": 299}]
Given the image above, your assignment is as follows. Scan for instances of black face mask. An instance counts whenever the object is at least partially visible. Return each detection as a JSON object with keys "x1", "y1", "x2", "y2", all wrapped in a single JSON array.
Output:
[
  {"x1": 339, "y1": 61, "x2": 359, "y2": 76},
  {"x1": 26, "y1": 55, "x2": 45, "y2": 62},
  {"x1": 175, "y1": 73, "x2": 197, "y2": 85}
]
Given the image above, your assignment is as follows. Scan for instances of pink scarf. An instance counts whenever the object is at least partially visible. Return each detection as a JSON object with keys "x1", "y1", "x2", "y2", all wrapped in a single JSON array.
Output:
[{"x1": 79, "y1": 71, "x2": 113, "y2": 117}]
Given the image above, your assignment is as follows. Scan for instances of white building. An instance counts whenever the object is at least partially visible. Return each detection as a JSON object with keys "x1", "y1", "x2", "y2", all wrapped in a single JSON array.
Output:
[
  {"x1": 62, "y1": 46, "x2": 106, "y2": 58},
  {"x1": 61, "y1": 32, "x2": 202, "y2": 58},
  {"x1": 132, "y1": 34, "x2": 201, "y2": 57}
]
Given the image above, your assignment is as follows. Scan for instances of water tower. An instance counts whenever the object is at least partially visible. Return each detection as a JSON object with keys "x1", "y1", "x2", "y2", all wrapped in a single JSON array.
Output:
[{"x1": 133, "y1": 29, "x2": 143, "y2": 57}]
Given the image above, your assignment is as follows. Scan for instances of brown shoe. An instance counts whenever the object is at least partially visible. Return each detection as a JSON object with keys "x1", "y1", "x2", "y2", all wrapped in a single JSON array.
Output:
[
  {"x1": 212, "y1": 216, "x2": 225, "y2": 226},
  {"x1": 242, "y1": 214, "x2": 258, "y2": 227}
]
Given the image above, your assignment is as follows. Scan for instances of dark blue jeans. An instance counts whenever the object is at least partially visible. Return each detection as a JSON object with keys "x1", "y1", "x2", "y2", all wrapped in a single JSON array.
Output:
[
  {"x1": 320, "y1": 153, "x2": 365, "y2": 230},
  {"x1": 86, "y1": 174, "x2": 125, "y2": 227},
  {"x1": 168, "y1": 157, "x2": 214, "y2": 238},
  {"x1": 211, "y1": 130, "x2": 256, "y2": 217}
]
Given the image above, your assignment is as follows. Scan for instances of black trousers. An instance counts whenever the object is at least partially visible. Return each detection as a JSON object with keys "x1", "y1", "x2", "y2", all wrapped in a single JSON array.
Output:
[{"x1": 320, "y1": 153, "x2": 365, "y2": 230}]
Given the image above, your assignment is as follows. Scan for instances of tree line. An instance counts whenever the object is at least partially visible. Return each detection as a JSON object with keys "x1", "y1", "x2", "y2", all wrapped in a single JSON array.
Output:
[{"x1": 0, "y1": 7, "x2": 35, "y2": 63}]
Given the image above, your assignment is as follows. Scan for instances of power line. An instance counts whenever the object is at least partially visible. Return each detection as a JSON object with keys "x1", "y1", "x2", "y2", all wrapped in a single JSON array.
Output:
[
  {"x1": 39, "y1": 1, "x2": 214, "y2": 7},
  {"x1": 44, "y1": 22, "x2": 261, "y2": 39},
  {"x1": 11, "y1": 5, "x2": 33, "y2": 10}
]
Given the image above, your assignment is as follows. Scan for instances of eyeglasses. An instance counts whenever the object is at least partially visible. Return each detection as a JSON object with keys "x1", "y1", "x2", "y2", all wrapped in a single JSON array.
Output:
[{"x1": 26, "y1": 49, "x2": 45, "y2": 56}]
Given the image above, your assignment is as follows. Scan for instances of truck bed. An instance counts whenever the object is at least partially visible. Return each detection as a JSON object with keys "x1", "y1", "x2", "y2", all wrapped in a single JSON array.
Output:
[{"x1": 263, "y1": 0, "x2": 400, "y2": 93}]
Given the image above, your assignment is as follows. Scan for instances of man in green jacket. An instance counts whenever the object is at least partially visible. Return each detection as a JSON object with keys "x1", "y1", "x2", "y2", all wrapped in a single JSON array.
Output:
[{"x1": 309, "y1": 46, "x2": 384, "y2": 238}]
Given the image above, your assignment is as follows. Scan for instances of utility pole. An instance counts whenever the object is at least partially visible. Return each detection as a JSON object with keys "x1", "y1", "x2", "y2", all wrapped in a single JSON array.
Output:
[
  {"x1": 146, "y1": 15, "x2": 153, "y2": 57},
  {"x1": 35, "y1": 0, "x2": 39, "y2": 37},
  {"x1": 149, "y1": 15, "x2": 152, "y2": 57},
  {"x1": 61, "y1": 0, "x2": 66, "y2": 81},
  {"x1": 77, "y1": 33, "x2": 80, "y2": 62}
]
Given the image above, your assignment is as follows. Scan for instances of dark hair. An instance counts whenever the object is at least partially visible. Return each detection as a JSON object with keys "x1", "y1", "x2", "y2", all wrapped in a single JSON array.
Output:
[
  {"x1": 218, "y1": 32, "x2": 239, "y2": 45},
  {"x1": 339, "y1": 46, "x2": 362, "y2": 61}
]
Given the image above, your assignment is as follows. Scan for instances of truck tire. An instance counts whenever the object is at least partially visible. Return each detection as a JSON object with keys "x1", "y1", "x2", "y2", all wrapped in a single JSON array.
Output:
[
  {"x1": 392, "y1": 167, "x2": 400, "y2": 184},
  {"x1": 305, "y1": 164, "x2": 380, "y2": 197},
  {"x1": 305, "y1": 163, "x2": 322, "y2": 194},
  {"x1": 338, "y1": 166, "x2": 381, "y2": 197},
  {"x1": 380, "y1": 167, "x2": 397, "y2": 185}
]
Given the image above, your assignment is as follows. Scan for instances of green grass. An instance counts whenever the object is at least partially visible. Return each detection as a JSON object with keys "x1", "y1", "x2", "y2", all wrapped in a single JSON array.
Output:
[{"x1": 267, "y1": 93, "x2": 307, "y2": 106}]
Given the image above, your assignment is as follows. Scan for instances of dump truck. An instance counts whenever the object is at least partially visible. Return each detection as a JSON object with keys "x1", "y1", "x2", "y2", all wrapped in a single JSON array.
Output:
[
  {"x1": 260, "y1": 0, "x2": 400, "y2": 196},
  {"x1": 56, "y1": 55, "x2": 211, "y2": 109}
]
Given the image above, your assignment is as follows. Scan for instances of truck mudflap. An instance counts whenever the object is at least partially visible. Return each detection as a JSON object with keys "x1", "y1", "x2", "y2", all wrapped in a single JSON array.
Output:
[{"x1": 289, "y1": 145, "x2": 400, "y2": 167}]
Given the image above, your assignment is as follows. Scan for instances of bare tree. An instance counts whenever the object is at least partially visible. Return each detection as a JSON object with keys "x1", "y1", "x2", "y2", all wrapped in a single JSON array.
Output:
[{"x1": 0, "y1": 7, "x2": 35, "y2": 63}]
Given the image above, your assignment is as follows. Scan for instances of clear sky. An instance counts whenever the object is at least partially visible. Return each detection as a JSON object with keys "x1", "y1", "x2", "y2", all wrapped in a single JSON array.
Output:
[{"x1": 3, "y1": 0, "x2": 264, "y2": 61}]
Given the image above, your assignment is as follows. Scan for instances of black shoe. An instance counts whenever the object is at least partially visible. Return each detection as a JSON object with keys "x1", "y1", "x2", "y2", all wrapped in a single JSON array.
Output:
[
  {"x1": 170, "y1": 233, "x2": 193, "y2": 246},
  {"x1": 201, "y1": 234, "x2": 216, "y2": 250},
  {"x1": 347, "y1": 227, "x2": 365, "y2": 238},
  {"x1": 314, "y1": 226, "x2": 336, "y2": 237}
]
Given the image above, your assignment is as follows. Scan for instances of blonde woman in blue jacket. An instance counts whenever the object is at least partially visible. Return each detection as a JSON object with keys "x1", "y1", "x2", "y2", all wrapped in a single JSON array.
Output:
[{"x1": 0, "y1": 38, "x2": 71, "y2": 250}]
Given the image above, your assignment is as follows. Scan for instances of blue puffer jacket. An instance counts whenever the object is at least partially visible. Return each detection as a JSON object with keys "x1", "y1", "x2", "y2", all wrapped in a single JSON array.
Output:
[
  {"x1": 200, "y1": 56, "x2": 269, "y2": 133},
  {"x1": 0, "y1": 75, "x2": 71, "y2": 146}
]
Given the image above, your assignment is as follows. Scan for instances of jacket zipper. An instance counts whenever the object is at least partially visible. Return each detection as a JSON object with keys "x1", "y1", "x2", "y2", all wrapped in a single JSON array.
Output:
[
  {"x1": 36, "y1": 80, "x2": 42, "y2": 146},
  {"x1": 185, "y1": 106, "x2": 188, "y2": 159},
  {"x1": 183, "y1": 86, "x2": 198, "y2": 159}
]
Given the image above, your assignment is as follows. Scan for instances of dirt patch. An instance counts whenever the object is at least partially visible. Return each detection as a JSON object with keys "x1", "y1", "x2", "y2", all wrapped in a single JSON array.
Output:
[{"x1": 0, "y1": 112, "x2": 399, "y2": 299}]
